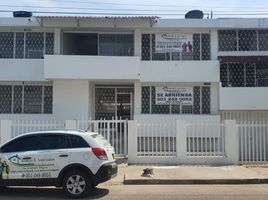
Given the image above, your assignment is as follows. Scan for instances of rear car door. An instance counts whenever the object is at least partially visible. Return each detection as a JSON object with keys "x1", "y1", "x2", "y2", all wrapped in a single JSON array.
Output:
[{"x1": 34, "y1": 133, "x2": 71, "y2": 179}]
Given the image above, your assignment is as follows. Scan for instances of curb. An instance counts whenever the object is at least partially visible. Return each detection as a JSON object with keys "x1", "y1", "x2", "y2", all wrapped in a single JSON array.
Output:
[{"x1": 123, "y1": 178, "x2": 268, "y2": 185}]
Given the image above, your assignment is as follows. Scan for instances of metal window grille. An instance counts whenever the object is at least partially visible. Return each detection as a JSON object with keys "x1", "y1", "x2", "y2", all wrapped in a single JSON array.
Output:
[
  {"x1": 45, "y1": 33, "x2": 54, "y2": 55},
  {"x1": 141, "y1": 86, "x2": 210, "y2": 114},
  {"x1": 220, "y1": 62, "x2": 268, "y2": 87},
  {"x1": 141, "y1": 33, "x2": 210, "y2": 61},
  {"x1": 43, "y1": 86, "x2": 53, "y2": 114},
  {"x1": 15, "y1": 32, "x2": 24, "y2": 58},
  {"x1": 0, "y1": 32, "x2": 14, "y2": 58},
  {"x1": 218, "y1": 29, "x2": 268, "y2": 52},
  {"x1": 0, "y1": 83, "x2": 53, "y2": 114},
  {"x1": 0, "y1": 85, "x2": 12, "y2": 113},
  {"x1": 0, "y1": 32, "x2": 54, "y2": 59},
  {"x1": 26, "y1": 32, "x2": 44, "y2": 59}
]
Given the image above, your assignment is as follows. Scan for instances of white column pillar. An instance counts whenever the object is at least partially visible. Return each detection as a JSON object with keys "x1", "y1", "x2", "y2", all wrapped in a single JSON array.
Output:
[
  {"x1": 0, "y1": 120, "x2": 12, "y2": 144},
  {"x1": 225, "y1": 120, "x2": 239, "y2": 164},
  {"x1": 210, "y1": 82, "x2": 220, "y2": 115},
  {"x1": 134, "y1": 81, "x2": 141, "y2": 116},
  {"x1": 54, "y1": 28, "x2": 61, "y2": 55},
  {"x1": 176, "y1": 120, "x2": 187, "y2": 161},
  {"x1": 134, "y1": 29, "x2": 141, "y2": 57},
  {"x1": 65, "y1": 120, "x2": 77, "y2": 130},
  {"x1": 210, "y1": 30, "x2": 218, "y2": 60},
  {"x1": 128, "y1": 120, "x2": 138, "y2": 164}
]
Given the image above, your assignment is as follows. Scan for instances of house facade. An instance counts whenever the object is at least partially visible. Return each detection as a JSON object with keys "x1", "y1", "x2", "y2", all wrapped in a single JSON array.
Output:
[{"x1": 0, "y1": 16, "x2": 268, "y2": 125}]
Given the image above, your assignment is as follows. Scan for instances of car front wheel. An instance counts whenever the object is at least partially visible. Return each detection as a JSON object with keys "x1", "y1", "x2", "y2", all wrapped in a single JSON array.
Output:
[{"x1": 63, "y1": 170, "x2": 91, "y2": 198}]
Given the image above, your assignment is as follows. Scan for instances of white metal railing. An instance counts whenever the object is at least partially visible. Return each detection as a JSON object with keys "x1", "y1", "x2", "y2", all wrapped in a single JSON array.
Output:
[
  {"x1": 137, "y1": 121, "x2": 176, "y2": 157},
  {"x1": 11, "y1": 119, "x2": 65, "y2": 138},
  {"x1": 77, "y1": 118, "x2": 128, "y2": 156},
  {"x1": 238, "y1": 123, "x2": 268, "y2": 163},
  {"x1": 186, "y1": 123, "x2": 226, "y2": 157}
]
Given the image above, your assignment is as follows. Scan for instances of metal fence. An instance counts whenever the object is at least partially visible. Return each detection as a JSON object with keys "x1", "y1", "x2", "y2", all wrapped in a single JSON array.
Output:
[
  {"x1": 11, "y1": 119, "x2": 65, "y2": 138},
  {"x1": 238, "y1": 123, "x2": 268, "y2": 163},
  {"x1": 137, "y1": 121, "x2": 176, "y2": 157},
  {"x1": 5, "y1": 118, "x2": 128, "y2": 157},
  {"x1": 78, "y1": 118, "x2": 128, "y2": 156},
  {"x1": 186, "y1": 123, "x2": 226, "y2": 157}
]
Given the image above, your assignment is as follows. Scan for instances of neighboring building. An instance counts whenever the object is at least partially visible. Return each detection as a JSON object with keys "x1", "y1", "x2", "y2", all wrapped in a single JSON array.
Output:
[{"x1": 0, "y1": 15, "x2": 268, "y2": 124}]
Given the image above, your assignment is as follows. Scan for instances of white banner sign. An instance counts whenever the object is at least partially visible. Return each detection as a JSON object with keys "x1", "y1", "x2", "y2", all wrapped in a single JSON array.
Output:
[
  {"x1": 155, "y1": 33, "x2": 193, "y2": 53},
  {"x1": 155, "y1": 87, "x2": 193, "y2": 105}
]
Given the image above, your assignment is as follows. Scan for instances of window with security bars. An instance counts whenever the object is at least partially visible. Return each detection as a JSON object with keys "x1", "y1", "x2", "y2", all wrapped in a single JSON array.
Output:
[
  {"x1": 0, "y1": 32, "x2": 54, "y2": 58},
  {"x1": 99, "y1": 34, "x2": 134, "y2": 56},
  {"x1": 141, "y1": 33, "x2": 210, "y2": 61},
  {"x1": 218, "y1": 29, "x2": 268, "y2": 51},
  {"x1": 141, "y1": 86, "x2": 210, "y2": 114},
  {"x1": 220, "y1": 62, "x2": 268, "y2": 87},
  {"x1": 0, "y1": 83, "x2": 53, "y2": 114}
]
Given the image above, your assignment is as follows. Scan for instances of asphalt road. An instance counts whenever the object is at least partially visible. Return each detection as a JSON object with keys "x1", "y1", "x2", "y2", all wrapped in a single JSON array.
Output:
[{"x1": 1, "y1": 184, "x2": 268, "y2": 200}]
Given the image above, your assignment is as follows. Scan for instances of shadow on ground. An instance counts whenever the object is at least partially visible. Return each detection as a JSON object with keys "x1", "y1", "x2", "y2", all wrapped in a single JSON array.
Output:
[{"x1": 0, "y1": 186, "x2": 109, "y2": 199}]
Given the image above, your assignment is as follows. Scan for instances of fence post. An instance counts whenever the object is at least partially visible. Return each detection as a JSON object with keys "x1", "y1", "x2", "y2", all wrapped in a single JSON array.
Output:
[
  {"x1": 225, "y1": 120, "x2": 239, "y2": 164},
  {"x1": 128, "y1": 120, "x2": 138, "y2": 164},
  {"x1": 65, "y1": 120, "x2": 77, "y2": 129},
  {"x1": 176, "y1": 120, "x2": 187, "y2": 161},
  {"x1": 0, "y1": 120, "x2": 12, "y2": 144}
]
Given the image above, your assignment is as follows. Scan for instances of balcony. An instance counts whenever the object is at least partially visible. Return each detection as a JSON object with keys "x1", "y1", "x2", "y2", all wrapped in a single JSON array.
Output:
[
  {"x1": 44, "y1": 55, "x2": 140, "y2": 80},
  {"x1": 0, "y1": 59, "x2": 45, "y2": 81},
  {"x1": 220, "y1": 87, "x2": 268, "y2": 110},
  {"x1": 140, "y1": 61, "x2": 220, "y2": 82}
]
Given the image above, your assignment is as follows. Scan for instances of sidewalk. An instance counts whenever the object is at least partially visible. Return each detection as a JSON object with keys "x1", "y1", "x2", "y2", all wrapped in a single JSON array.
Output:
[{"x1": 104, "y1": 163, "x2": 268, "y2": 185}]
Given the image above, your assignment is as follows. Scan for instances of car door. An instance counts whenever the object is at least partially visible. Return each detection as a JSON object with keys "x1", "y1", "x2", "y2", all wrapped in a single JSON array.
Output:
[
  {"x1": 33, "y1": 134, "x2": 71, "y2": 179},
  {"x1": 0, "y1": 134, "x2": 39, "y2": 180}
]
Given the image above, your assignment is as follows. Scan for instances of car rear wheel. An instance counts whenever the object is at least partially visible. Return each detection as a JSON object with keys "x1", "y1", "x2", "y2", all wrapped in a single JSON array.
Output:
[{"x1": 63, "y1": 170, "x2": 91, "y2": 198}]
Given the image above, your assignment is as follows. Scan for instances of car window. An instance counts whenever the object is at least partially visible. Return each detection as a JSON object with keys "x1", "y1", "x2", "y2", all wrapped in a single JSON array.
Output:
[
  {"x1": 38, "y1": 134, "x2": 71, "y2": 150},
  {"x1": 69, "y1": 135, "x2": 90, "y2": 148},
  {"x1": 2, "y1": 135, "x2": 39, "y2": 153}
]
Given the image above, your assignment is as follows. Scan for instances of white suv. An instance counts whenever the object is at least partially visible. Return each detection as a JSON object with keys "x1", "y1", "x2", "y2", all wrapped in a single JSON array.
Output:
[{"x1": 0, "y1": 130, "x2": 117, "y2": 198}]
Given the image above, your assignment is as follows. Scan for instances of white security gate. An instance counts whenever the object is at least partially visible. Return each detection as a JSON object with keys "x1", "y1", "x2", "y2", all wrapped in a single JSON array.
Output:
[
  {"x1": 238, "y1": 123, "x2": 268, "y2": 163},
  {"x1": 78, "y1": 118, "x2": 128, "y2": 157}
]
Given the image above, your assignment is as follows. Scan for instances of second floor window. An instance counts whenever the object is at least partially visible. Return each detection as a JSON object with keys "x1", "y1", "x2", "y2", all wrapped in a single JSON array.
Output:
[
  {"x1": 0, "y1": 32, "x2": 54, "y2": 59},
  {"x1": 141, "y1": 33, "x2": 210, "y2": 61},
  {"x1": 218, "y1": 30, "x2": 268, "y2": 52}
]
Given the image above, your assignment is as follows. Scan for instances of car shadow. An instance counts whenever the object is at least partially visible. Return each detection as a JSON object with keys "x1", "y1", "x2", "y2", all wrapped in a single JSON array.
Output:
[{"x1": 0, "y1": 186, "x2": 109, "y2": 199}]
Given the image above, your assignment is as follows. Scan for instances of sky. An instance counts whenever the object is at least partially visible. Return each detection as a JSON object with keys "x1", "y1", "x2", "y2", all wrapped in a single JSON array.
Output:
[{"x1": 1, "y1": 0, "x2": 268, "y2": 18}]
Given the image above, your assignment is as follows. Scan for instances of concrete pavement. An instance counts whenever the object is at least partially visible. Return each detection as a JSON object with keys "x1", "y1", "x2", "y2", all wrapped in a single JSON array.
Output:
[{"x1": 109, "y1": 163, "x2": 268, "y2": 185}]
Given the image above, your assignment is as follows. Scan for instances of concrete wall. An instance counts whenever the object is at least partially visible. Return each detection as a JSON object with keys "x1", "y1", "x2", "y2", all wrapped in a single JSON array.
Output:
[
  {"x1": 0, "y1": 59, "x2": 45, "y2": 81},
  {"x1": 140, "y1": 61, "x2": 220, "y2": 82},
  {"x1": 53, "y1": 80, "x2": 89, "y2": 119},
  {"x1": 220, "y1": 87, "x2": 268, "y2": 110},
  {"x1": 44, "y1": 55, "x2": 140, "y2": 80}
]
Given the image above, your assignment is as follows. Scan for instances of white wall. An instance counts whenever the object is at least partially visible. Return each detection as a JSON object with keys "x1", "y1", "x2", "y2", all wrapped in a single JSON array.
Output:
[
  {"x1": 134, "y1": 114, "x2": 220, "y2": 123},
  {"x1": 140, "y1": 61, "x2": 219, "y2": 82},
  {"x1": 220, "y1": 87, "x2": 268, "y2": 110},
  {"x1": 44, "y1": 55, "x2": 140, "y2": 80},
  {"x1": 53, "y1": 80, "x2": 89, "y2": 119},
  {"x1": 0, "y1": 59, "x2": 45, "y2": 81},
  {"x1": 211, "y1": 83, "x2": 219, "y2": 115}
]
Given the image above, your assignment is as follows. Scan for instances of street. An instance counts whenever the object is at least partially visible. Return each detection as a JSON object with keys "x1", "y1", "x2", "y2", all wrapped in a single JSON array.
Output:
[{"x1": 1, "y1": 184, "x2": 268, "y2": 200}]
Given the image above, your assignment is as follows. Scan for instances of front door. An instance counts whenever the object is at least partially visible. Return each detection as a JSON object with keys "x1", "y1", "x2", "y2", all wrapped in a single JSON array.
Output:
[
  {"x1": 116, "y1": 93, "x2": 132, "y2": 120},
  {"x1": 95, "y1": 86, "x2": 133, "y2": 120}
]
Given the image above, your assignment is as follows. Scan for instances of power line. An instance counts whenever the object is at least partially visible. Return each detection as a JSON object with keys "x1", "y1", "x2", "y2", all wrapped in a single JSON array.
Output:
[
  {"x1": 2, "y1": 4, "x2": 268, "y2": 14},
  {"x1": 1, "y1": 10, "x2": 268, "y2": 17},
  {"x1": 6, "y1": 0, "x2": 268, "y2": 10}
]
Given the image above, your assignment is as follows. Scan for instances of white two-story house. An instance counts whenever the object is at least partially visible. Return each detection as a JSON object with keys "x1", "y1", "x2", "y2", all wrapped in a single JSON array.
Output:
[{"x1": 0, "y1": 15, "x2": 268, "y2": 125}]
